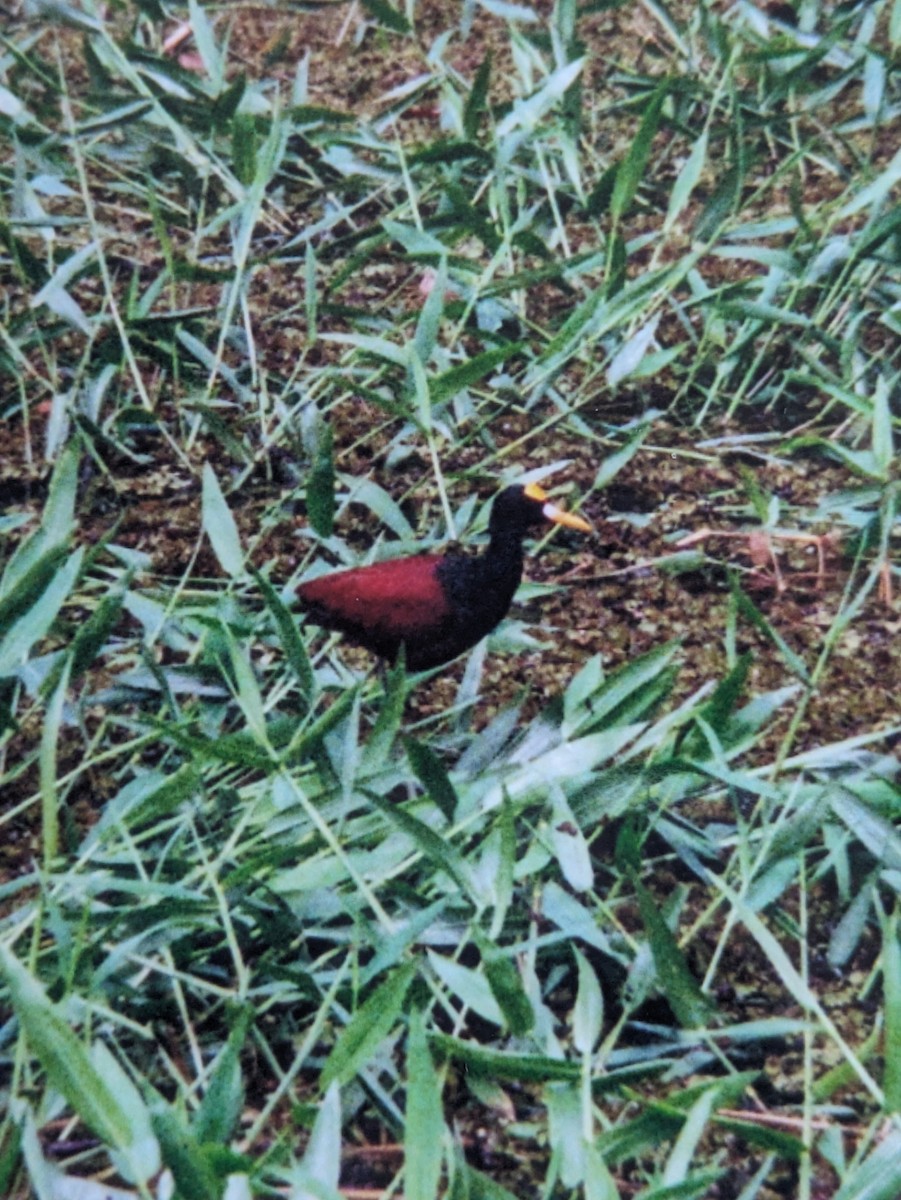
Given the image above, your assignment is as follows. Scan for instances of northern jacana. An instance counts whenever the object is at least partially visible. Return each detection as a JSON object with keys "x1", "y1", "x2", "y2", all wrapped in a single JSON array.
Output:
[{"x1": 297, "y1": 482, "x2": 591, "y2": 671}]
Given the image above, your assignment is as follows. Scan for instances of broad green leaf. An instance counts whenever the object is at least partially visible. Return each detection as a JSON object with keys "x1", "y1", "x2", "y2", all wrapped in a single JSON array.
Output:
[
  {"x1": 404, "y1": 736, "x2": 458, "y2": 821},
  {"x1": 837, "y1": 146, "x2": 901, "y2": 219},
  {"x1": 304, "y1": 239, "x2": 317, "y2": 341},
  {"x1": 0, "y1": 547, "x2": 84, "y2": 677},
  {"x1": 640, "y1": 1167, "x2": 725, "y2": 1198},
  {"x1": 605, "y1": 229, "x2": 625, "y2": 297},
  {"x1": 572, "y1": 946, "x2": 603, "y2": 1054},
  {"x1": 321, "y1": 961, "x2": 416, "y2": 1088},
  {"x1": 408, "y1": 139, "x2": 493, "y2": 169},
  {"x1": 693, "y1": 161, "x2": 743, "y2": 242},
  {"x1": 282, "y1": 684, "x2": 360, "y2": 764},
  {"x1": 427, "y1": 953, "x2": 503, "y2": 1027},
  {"x1": 662, "y1": 1086, "x2": 716, "y2": 1184},
  {"x1": 833, "y1": 1127, "x2": 901, "y2": 1200},
  {"x1": 31, "y1": 241, "x2": 99, "y2": 335},
  {"x1": 366, "y1": 790, "x2": 473, "y2": 894},
  {"x1": 189, "y1": 0, "x2": 223, "y2": 82},
  {"x1": 449, "y1": 1158, "x2": 520, "y2": 1200},
  {"x1": 150, "y1": 1099, "x2": 220, "y2": 1200},
  {"x1": 90, "y1": 1042, "x2": 161, "y2": 1183},
  {"x1": 633, "y1": 877, "x2": 713, "y2": 1029},
  {"x1": 863, "y1": 52, "x2": 883, "y2": 120},
  {"x1": 361, "y1": 0, "x2": 411, "y2": 33},
  {"x1": 464, "y1": 51, "x2": 492, "y2": 139},
  {"x1": 584, "y1": 1143, "x2": 620, "y2": 1200},
  {"x1": 300, "y1": 1081, "x2": 341, "y2": 1193},
  {"x1": 212, "y1": 74, "x2": 246, "y2": 127},
  {"x1": 871, "y1": 377, "x2": 894, "y2": 480},
  {"x1": 666, "y1": 130, "x2": 708, "y2": 227},
  {"x1": 307, "y1": 422, "x2": 336, "y2": 538},
  {"x1": 42, "y1": 441, "x2": 80, "y2": 546},
  {"x1": 341, "y1": 476, "x2": 415, "y2": 538},
  {"x1": 202, "y1": 463, "x2": 244, "y2": 578},
  {"x1": 382, "y1": 218, "x2": 449, "y2": 256},
  {"x1": 40, "y1": 657, "x2": 69, "y2": 866},
  {"x1": 607, "y1": 315, "x2": 660, "y2": 386},
  {"x1": 0, "y1": 83, "x2": 24, "y2": 120},
  {"x1": 720, "y1": 300, "x2": 810, "y2": 328},
  {"x1": 828, "y1": 881, "x2": 875, "y2": 968},
  {"x1": 193, "y1": 1008, "x2": 252, "y2": 1145},
  {"x1": 319, "y1": 331, "x2": 407, "y2": 367},
  {"x1": 430, "y1": 343, "x2": 525, "y2": 404},
  {"x1": 361, "y1": 898, "x2": 449, "y2": 985},
  {"x1": 177, "y1": 333, "x2": 253, "y2": 404},
  {"x1": 481, "y1": 726, "x2": 641, "y2": 810},
  {"x1": 363, "y1": 656, "x2": 407, "y2": 769},
  {"x1": 70, "y1": 584, "x2": 127, "y2": 678},
  {"x1": 86, "y1": 764, "x2": 200, "y2": 845},
  {"x1": 830, "y1": 787, "x2": 901, "y2": 873},
  {"x1": 0, "y1": 544, "x2": 69, "y2": 635},
  {"x1": 414, "y1": 256, "x2": 446, "y2": 364},
  {"x1": 496, "y1": 58, "x2": 584, "y2": 137},
  {"x1": 409, "y1": 343, "x2": 432, "y2": 429},
  {"x1": 596, "y1": 1107, "x2": 684, "y2": 1165},
  {"x1": 430, "y1": 1034, "x2": 580, "y2": 1082},
  {"x1": 1, "y1": 443, "x2": 78, "y2": 598},
  {"x1": 883, "y1": 912, "x2": 901, "y2": 1113},
  {"x1": 489, "y1": 797, "x2": 516, "y2": 937},
  {"x1": 0, "y1": 947, "x2": 160, "y2": 1183},
  {"x1": 547, "y1": 1082, "x2": 585, "y2": 1187},
  {"x1": 476, "y1": 0, "x2": 539, "y2": 22},
  {"x1": 16, "y1": 1105, "x2": 85, "y2": 1200},
  {"x1": 542, "y1": 881, "x2": 620, "y2": 956},
  {"x1": 41, "y1": 579, "x2": 130, "y2": 699},
  {"x1": 592, "y1": 422, "x2": 651, "y2": 492},
  {"x1": 223, "y1": 629, "x2": 267, "y2": 743},
  {"x1": 550, "y1": 790, "x2": 593, "y2": 891},
  {"x1": 586, "y1": 160, "x2": 618, "y2": 217}
]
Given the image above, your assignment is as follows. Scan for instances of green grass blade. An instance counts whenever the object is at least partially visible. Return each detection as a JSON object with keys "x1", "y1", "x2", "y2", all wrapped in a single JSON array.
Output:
[
  {"x1": 39, "y1": 657, "x2": 69, "y2": 867},
  {"x1": 300, "y1": 1080, "x2": 342, "y2": 1193},
  {"x1": 882, "y1": 912, "x2": 901, "y2": 1113},
  {"x1": 405, "y1": 1007, "x2": 445, "y2": 1200},
  {"x1": 202, "y1": 463, "x2": 244, "y2": 578},
  {"x1": 480, "y1": 944, "x2": 535, "y2": 1036},
  {"x1": 610, "y1": 86, "x2": 665, "y2": 221},
  {"x1": 253, "y1": 567, "x2": 316, "y2": 701},
  {"x1": 150, "y1": 1099, "x2": 221, "y2": 1200}
]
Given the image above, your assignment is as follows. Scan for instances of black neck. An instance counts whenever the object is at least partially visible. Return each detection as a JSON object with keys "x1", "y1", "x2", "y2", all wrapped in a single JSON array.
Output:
[
  {"x1": 436, "y1": 526, "x2": 529, "y2": 639},
  {"x1": 480, "y1": 528, "x2": 527, "y2": 598}
]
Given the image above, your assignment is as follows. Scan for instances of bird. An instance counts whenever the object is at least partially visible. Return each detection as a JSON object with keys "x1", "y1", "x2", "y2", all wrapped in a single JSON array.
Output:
[{"x1": 297, "y1": 482, "x2": 591, "y2": 671}]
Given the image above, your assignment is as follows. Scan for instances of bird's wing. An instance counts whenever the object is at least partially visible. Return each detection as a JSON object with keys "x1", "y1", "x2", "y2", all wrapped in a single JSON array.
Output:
[{"x1": 298, "y1": 555, "x2": 450, "y2": 639}]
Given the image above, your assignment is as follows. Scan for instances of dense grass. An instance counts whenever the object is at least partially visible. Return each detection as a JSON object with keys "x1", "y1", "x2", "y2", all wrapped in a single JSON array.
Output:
[{"x1": 1, "y1": 1, "x2": 900, "y2": 1197}]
